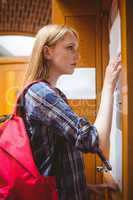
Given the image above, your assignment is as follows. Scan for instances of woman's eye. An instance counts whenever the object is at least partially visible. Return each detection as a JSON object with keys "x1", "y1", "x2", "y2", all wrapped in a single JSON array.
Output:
[{"x1": 67, "y1": 46, "x2": 73, "y2": 50}]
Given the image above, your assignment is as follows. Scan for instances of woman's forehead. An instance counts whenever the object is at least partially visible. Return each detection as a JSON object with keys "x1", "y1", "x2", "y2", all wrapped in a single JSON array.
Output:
[
  {"x1": 64, "y1": 32, "x2": 78, "y2": 41},
  {"x1": 58, "y1": 32, "x2": 79, "y2": 46}
]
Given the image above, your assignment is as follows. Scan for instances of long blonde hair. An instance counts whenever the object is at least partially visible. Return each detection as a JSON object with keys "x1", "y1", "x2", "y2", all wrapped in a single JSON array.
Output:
[{"x1": 23, "y1": 24, "x2": 78, "y2": 86}]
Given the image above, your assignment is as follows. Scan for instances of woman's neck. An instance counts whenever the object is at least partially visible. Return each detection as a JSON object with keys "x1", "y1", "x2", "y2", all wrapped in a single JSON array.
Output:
[
  {"x1": 46, "y1": 67, "x2": 62, "y2": 87},
  {"x1": 46, "y1": 74, "x2": 60, "y2": 88},
  {"x1": 46, "y1": 78, "x2": 57, "y2": 87}
]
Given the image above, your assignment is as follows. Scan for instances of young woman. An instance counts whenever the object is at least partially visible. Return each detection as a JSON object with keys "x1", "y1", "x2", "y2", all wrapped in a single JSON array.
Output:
[{"x1": 22, "y1": 24, "x2": 121, "y2": 200}]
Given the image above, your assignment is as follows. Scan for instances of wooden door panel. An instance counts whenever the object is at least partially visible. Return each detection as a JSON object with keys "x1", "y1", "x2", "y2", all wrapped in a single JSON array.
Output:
[
  {"x1": 0, "y1": 58, "x2": 27, "y2": 115},
  {"x1": 65, "y1": 16, "x2": 96, "y2": 67}
]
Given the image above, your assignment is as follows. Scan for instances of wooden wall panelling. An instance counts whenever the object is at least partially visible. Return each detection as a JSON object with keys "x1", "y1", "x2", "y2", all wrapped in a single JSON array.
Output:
[
  {"x1": 95, "y1": 2, "x2": 104, "y2": 185},
  {"x1": 65, "y1": 15, "x2": 96, "y2": 67},
  {"x1": 0, "y1": 57, "x2": 28, "y2": 115},
  {"x1": 120, "y1": 0, "x2": 128, "y2": 198},
  {"x1": 120, "y1": 0, "x2": 128, "y2": 199},
  {"x1": 0, "y1": 66, "x2": 5, "y2": 115},
  {"x1": 5, "y1": 69, "x2": 16, "y2": 114},
  {"x1": 120, "y1": 0, "x2": 133, "y2": 199},
  {"x1": 52, "y1": 0, "x2": 98, "y2": 24}
]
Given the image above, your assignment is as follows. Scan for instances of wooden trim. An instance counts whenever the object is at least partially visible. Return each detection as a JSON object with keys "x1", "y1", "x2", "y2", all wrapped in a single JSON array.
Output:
[
  {"x1": 120, "y1": 0, "x2": 128, "y2": 200},
  {"x1": 0, "y1": 57, "x2": 29, "y2": 64},
  {"x1": 0, "y1": 32, "x2": 35, "y2": 36},
  {"x1": 95, "y1": 0, "x2": 103, "y2": 185},
  {"x1": 101, "y1": 11, "x2": 109, "y2": 81}
]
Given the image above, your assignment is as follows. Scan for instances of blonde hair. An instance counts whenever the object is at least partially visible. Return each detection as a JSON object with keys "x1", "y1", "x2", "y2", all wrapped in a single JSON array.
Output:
[{"x1": 23, "y1": 24, "x2": 78, "y2": 86}]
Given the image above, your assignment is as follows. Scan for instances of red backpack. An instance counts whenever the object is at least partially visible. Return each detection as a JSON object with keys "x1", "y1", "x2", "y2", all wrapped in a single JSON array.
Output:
[{"x1": 0, "y1": 81, "x2": 58, "y2": 200}]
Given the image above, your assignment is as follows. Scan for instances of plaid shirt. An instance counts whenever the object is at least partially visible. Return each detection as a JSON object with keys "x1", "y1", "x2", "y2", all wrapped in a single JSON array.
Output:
[{"x1": 23, "y1": 81, "x2": 99, "y2": 200}]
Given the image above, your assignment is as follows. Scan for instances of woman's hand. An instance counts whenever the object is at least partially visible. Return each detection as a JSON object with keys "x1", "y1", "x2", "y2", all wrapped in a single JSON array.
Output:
[
  {"x1": 94, "y1": 54, "x2": 122, "y2": 150},
  {"x1": 103, "y1": 54, "x2": 122, "y2": 92}
]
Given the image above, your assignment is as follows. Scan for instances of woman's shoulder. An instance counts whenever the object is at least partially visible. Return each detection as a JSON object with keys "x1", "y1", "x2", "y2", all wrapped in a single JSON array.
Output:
[
  {"x1": 25, "y1": 80, "x2": 68, "y2": 104},
  {"x1": 25, "y1": 81, "x2": 56, "y2": 98},
  {"x1": 24, "y1": 81, "x2": 65, "y2": 108}
]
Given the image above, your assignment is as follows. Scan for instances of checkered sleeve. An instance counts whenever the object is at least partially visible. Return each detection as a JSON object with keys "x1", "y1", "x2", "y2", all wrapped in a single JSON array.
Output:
[{"x1": 24, "y1": 82, "x2": 99, "y2": 153}]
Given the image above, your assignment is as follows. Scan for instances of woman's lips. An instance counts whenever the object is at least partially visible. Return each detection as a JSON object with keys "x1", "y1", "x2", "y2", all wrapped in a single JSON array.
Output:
[{"x1": 71, "y1": 63, "x2": 77, "y2": 66}]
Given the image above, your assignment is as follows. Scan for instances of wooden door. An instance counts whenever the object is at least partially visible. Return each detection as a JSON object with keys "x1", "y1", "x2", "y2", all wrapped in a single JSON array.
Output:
[{"x1": 0, "y1": 57, "x2": 28, "y2": 115}]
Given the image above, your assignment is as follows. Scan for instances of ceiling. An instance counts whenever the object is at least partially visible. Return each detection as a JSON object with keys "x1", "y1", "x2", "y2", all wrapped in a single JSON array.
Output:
[{"x1": 0, "y1": 0, "x2": 51, "y2": 36}]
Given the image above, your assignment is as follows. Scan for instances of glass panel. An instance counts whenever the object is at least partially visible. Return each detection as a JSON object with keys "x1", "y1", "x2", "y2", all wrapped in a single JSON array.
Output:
[
  {"x1": 109, "y1": 11, "x2": 121, "y2": 57},
  {"x1": 57, "y1": 68, "x2": 96, "y2": 99},
  {"x1": 0, "y1": 35, "x2": 35, "y2": 57}
]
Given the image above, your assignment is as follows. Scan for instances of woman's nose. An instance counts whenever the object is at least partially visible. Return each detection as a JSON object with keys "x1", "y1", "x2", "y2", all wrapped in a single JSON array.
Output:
[{"x1": 74, "y1": 51, "x2": 80, "y2": 62}]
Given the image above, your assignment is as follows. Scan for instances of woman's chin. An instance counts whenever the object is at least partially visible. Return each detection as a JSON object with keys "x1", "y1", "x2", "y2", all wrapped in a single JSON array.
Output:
[
  {"x1": 68, "y1": 68, "x2": 75, "y2": 74},
  {"x1": 61, "y1": 68, "x2": 75, "y2": 75}
]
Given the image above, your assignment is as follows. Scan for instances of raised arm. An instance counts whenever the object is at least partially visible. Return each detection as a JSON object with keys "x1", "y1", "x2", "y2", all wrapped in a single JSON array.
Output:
[{"x1": 94, "y1": 55, "x2": 122, "y2": 150}]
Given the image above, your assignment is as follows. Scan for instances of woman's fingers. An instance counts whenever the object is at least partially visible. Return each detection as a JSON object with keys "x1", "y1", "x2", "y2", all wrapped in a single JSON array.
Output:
[
  {"x1": 114, "y1": 63, "x2": 122, "y2": 77},
  {"x1": 104, "y1": 55, "x2": 122, "y2": 91},
  {"x1": 109, "y1": 56, "x2": 121, "y2": 72}
]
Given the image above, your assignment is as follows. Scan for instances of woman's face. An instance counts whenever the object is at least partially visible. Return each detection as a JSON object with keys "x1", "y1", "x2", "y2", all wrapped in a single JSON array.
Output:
[{"x1": 47, "y1": 32, "x2": 80, "y2": 75}]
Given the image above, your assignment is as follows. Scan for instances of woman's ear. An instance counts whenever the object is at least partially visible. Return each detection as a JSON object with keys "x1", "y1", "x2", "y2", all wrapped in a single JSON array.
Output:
[{"x1": 43, "y1": 45, "x2": 53, "y2": 60}]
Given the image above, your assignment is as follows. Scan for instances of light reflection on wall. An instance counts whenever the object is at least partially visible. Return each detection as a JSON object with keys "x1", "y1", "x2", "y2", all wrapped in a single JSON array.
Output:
[
  {"x1": 57, "y1": 68, "x2": 96, "y2": 100},
  {"x1": 0, "y1": 35, "x2": 35, "y2": 56}
]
